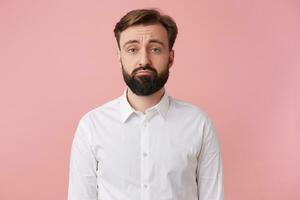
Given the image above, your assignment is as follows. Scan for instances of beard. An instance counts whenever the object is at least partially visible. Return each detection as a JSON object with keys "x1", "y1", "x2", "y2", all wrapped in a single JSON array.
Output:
[{"x1": 121, "y1": 62, "x2": 170, "y2": 96}]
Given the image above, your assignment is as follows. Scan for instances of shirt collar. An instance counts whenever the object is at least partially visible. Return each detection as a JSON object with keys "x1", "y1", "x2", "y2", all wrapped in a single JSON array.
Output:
[{"x1": 119, "y1": 88, "x2": 170, "y2": 123}]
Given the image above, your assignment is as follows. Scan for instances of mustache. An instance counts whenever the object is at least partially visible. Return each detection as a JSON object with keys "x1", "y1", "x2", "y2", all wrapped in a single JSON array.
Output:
[{"x1": 132, "y1": 65, "x2": 157, "y2": 75}]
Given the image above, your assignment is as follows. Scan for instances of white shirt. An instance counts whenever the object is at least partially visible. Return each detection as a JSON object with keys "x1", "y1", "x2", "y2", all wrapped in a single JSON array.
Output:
[{"x1": 68, "y1": 88, "x2": 224, "y2": 200}]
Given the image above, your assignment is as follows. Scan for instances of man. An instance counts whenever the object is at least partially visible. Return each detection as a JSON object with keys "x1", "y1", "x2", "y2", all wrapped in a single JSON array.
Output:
[{"x1": 68, "y1": 9, "x2": 224, "y2": 200}]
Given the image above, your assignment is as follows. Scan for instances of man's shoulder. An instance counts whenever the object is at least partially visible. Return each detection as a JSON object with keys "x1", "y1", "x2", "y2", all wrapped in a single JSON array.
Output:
[
  {"x1": 169, "y1": 96, "x2": 210, "y2": 121},
  {"x1": 79, "y1": 95, "x2": 122, "y2": 121}
]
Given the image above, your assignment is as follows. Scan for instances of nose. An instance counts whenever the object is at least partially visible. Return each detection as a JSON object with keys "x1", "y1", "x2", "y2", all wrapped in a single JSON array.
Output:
[{"x1": 139, "y1": 49, "x2": 150, "y2": 67}]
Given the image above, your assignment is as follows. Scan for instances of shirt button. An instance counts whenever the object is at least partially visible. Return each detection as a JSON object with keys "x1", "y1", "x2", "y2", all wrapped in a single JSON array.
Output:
[
  {"x1": 143, "y1": 184, "x2": 148, "y2": 189},
  {"x1": 143, "y1": 152, "x2": 148, "y2": 157}
]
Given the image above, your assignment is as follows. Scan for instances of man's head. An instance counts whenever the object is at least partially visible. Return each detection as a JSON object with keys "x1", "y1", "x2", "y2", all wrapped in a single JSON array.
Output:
[{"x1": 114, "y1": 9, "x2": 178, "y2": 96}]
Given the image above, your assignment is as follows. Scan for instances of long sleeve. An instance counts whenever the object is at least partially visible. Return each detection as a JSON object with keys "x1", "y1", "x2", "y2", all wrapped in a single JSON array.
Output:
[
  {"x1": 197, "y1": 118, "x2": 224, "y2": 200},
  {"x1": 68, "y1": 116, "x2": 98, "y2": 200}
]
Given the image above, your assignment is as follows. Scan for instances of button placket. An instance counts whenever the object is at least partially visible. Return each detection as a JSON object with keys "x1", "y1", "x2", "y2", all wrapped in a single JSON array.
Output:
[{"x1": 140, "y1": 117, "x2": 150, "y2": 200}]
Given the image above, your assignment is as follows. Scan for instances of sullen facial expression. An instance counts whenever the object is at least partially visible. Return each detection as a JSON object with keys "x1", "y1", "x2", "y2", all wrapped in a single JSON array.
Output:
[
  {"x1": 118, "y1": 24, "x2": 174, "y2": 82},
  {"x1": 119, "y1": 24, "x2": 174, "y2": 75}
]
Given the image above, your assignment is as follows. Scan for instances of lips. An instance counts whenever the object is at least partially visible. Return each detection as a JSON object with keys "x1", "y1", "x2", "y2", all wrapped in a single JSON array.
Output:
[{"x1": 135, "y1": 69, "x2": 153, "y2": 76}]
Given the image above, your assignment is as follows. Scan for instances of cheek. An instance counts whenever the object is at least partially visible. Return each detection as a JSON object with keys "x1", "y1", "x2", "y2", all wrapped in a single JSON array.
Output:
[
  {"x1": 121, "y1": 55, "x2": 138, "y2": 67},
  {"x1": 153, "y1": 56, "x2": 170, "y2": 69}
]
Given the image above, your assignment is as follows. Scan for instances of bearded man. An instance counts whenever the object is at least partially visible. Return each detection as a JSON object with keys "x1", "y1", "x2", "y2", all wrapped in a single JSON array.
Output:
[{"x1": 68, "y1": 8, "x2": 224, "y2": 200}]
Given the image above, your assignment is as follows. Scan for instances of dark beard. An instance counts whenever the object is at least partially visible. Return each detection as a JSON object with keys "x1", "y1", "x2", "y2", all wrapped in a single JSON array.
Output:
[{"x1": 122, "y1": 63, "x2": 169, "y2": 96}]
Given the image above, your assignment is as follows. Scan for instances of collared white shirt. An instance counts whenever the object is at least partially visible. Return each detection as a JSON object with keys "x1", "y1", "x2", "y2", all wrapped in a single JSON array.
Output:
[{"x1": 68, "y1": 88, "x2": 224, "y2": 200}]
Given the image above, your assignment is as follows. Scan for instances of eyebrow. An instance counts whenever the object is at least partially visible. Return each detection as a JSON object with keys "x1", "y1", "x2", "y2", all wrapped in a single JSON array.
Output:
[{"x1": 122, "y1": 39, "x2": 166, "y2": 49}]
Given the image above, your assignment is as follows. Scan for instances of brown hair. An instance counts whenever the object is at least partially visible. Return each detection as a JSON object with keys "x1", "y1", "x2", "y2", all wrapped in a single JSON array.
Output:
[{"x1": 114, "y1": 9, "x2": 178, "y2": 50}]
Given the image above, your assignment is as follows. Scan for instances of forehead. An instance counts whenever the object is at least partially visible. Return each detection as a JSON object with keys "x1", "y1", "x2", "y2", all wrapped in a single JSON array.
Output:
[{"x1": 119, "y1": 24, "x2": 168, "y2": 46}]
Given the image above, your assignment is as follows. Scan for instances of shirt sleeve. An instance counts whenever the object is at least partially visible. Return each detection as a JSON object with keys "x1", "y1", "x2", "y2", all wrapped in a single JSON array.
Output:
[
  {"x1": 68, "y1": 115, "x2": 98, "y2": 200},
  {"x1": 197, "y1": 118, "x2": 224, "y2": 200}
]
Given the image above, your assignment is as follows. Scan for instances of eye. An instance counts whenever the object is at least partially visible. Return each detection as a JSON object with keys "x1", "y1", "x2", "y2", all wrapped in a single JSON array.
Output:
[
  {"x1": 127, "y1": 47, "x2": 137, "y2": 54},
  {"x1": 151, "y1": 47, "x2": 161, "y2": 54}
]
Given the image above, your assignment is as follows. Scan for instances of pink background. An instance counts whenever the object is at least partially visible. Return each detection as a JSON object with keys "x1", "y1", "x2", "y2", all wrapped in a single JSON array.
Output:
[{"x1": 1, "y1": 0, "x2": 299, "y2": 199}]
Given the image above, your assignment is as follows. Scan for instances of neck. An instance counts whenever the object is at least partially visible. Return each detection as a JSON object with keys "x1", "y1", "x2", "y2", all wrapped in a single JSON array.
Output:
[{"x1": 126, "y1": 88, "x2": 165, "y2": 113}]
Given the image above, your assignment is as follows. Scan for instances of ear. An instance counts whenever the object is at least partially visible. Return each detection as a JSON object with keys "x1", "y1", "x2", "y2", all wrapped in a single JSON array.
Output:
[
  {"x1": 168, "y1": 50, "x2": 175, "y2": 68},
  {"x1": 117, "y1": 49, "x2": 122, "y2": 68}
]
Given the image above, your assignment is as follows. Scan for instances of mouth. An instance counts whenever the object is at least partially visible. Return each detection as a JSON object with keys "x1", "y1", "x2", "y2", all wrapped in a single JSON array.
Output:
[{"x1": 135, "y1": 69, "x2": 153, "y2": 76}]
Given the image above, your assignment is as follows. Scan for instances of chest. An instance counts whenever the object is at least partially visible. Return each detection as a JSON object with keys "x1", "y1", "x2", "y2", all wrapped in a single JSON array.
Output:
[{"x1": 91, "y1": 117, "x2": 203, "y2": 184}]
